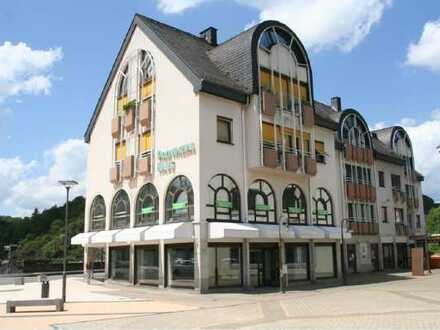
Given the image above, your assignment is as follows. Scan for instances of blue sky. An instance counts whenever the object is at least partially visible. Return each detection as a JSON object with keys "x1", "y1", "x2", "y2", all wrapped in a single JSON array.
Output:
[{"x1": 1, "y1": 0, "x2": 440, "y2": 215}]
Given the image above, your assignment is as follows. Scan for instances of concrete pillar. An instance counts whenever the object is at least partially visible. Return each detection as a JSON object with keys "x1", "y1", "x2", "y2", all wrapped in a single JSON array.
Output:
[
  {"x1": 193, "y1": 222, "x2": 209, "y2": 293},
  {"x1": 279, "y1": 240, "x2": 286, "y2": 287},
  {"x1": 158, "y1": 240, "x2": 166, "y2": 288},
  {"x1": 393, "y1": 241, "x2": 398, "y2": 269},
  {"x1": 105, "y1": 244, "x2": 110, "y2": 280},
  {"x1": 242, "y1": 239, "x2": 250, "y2": 289},
  {"x1": 335, "y1": 241, "x2": 342, "y2": 279},
  {"x1": 378, "y1": 241, "x2": 384, "y2": 271},
  {"x1": 129, "y1": 243, "x2": 135, "y2": 285},
  {"x1": 309, "y1": 240, "x2": 316, "y2": 283}
]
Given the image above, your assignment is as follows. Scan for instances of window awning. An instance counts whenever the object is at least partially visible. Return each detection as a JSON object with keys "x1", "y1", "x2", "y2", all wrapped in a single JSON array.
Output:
[
  {"x1": 90, "y1": 229, "x2": 121, "y2": 244},
  {"x1": 144, "y1": 222, "x2": 193, "y2": 240},
  {"x1": 255, "y1": 224, "x2": 282, "y2": 239},
  {"x1": 209, "y1": 222, "x2": 259, "y2": 239},
  {"x1": 114, "y1": 226, "x2": 150, "y2": 242},
  {"x1": 71, "y1": 232, "x2": 97, "y2": 245},
  {"x1": 289, "y1": 225, "x2": 326, "y2": 239},
  {"x1": 320, "y1": 226, "x2": 352, "y2": 239}
]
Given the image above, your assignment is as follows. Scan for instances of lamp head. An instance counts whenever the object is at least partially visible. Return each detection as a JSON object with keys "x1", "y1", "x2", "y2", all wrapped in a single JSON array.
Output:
[{"x1": 58, "y1": 180, "x2": 79, "y2": 189}]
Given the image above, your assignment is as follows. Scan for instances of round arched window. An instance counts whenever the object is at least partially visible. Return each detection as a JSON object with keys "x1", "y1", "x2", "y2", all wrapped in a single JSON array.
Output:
[
  {"x1": 135, "y1": 183, "x2": 159, "y2": 226},
  {"x1": 248, "y1": 179, "x2": 276, "y2": 223},
  {"x1": 111, "y1": 190, "x2": 130, "y2": 229},
  {"x1": 90, "y1": 195, "x2": 106, "y2": 231},
  {"x1": 207, "y1": 174, "x2": 241, "y2": 222},
  {"x1": 313, "y1": 188, "x2": 334, "y2": 226},
  {"x1": 282, "y1": 184, "x2": 307, "y2": 225},
  {"x1": 165, "y1": 176, "x2": 194, "y2": 223}
]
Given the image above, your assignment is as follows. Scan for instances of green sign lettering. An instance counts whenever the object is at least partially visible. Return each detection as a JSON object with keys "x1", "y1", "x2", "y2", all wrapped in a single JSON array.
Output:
[{"x1": 216, "y1": 201, "x2": 233, "y2": 209}]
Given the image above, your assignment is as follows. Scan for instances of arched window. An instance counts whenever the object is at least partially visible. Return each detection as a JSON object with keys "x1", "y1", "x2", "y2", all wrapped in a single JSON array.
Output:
[
  {"x1": 165, "y1": 176, "x2": 194, "y2": 223},
  {"x1": 117, "y1": 65, "x2": 129, "y2": 99},
  {"x1": 313, "y1": 188, "x2": 334, "y2": 226},
  {"x1": 282, "y1": 184, "x2": 307, "y2": 225},
  {"x1": 90, "y1": 195, "x2": 106, "y2": 231},
  {"x1": 207, "y1": 174, "x2": 241, "y2": 222},
  {"x1": 341, "y1": 113, "x2": 370, "y2": 148},
  {"x1": 140, "y1": 50, "x2": 154, "y2": 86},
  {"x1": 248, "y1": 179, "x2": 276, "y2": 223},
  {"x1": 111, "y1": 190, "x2": 130, "y2": 229},
  {"x1": 135, "y1": 183, "x2": 159, "y2": 226}
]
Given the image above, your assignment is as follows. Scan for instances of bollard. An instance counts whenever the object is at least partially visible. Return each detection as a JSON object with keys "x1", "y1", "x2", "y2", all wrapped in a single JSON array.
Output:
[{"x1": 39, "y1": 274, "x2": 49, "y2": 298}]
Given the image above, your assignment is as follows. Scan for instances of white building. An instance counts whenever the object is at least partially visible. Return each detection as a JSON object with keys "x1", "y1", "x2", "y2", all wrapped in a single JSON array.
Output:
[{"x1": 72, "y1": 15, "x2": 426, "y2": 292}]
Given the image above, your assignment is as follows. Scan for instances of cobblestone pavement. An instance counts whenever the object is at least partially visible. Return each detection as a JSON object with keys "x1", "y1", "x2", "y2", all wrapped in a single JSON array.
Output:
[{"x1": 1, "y1": 270, "x2": 440, "y2": 330}]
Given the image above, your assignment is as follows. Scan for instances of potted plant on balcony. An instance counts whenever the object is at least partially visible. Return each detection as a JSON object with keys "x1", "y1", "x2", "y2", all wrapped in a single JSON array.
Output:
[
  {"x1": 123, "y1": 99, "x2": 137, "y2": 112},
  {"x1": 123, "y1": 100, "x2": 136, "y2": 131}
]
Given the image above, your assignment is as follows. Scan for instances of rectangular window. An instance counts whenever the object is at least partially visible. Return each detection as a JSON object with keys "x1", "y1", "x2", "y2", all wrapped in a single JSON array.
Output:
[
  {"x1": 285, "y1": 244, "x2": 309, "y2": 281},
  {"x1": 208, "y1": 245, "x2": 242, "y2": 288},
  {"x1": 140, "y1": 131, "x2": 152, "y2": 153},
  {"x1": 370, "y1": 205, "x2": 375, "y2": 222},
  {"x1": 394, "y1": 208, "x2": 404, "y2": 223},
  {"x1": 416, "y1": 215, "x2": 421, "y2": 229},
  {"x1": 345, "y1": 165, "x2": 352, "y2": 182},
  {"x1": 391, "y1": 174, "x2": 401, "y2": 191},
  {"x1": 115, "y1": 141, "x2": 126, "y2": 161},
  {"x1": 217, "y1": 116, "x2": 233, "y2": 144},
  {"x1": 382, "y1": 206, "x2": 388, "y2": 223},
  {"x1": 135, "y1": 246, "x2": 159, "y2": 285},
  {"x1": 348, "y1": 203, "x2": 354, "y2": 220},
  {"x1": 315, "y1": 140, "x2": 325, "y2": 163},
  {"x1": 109, "y1": 246, "x2": 130, "y2": 281},
  {"x1": 315, "y1": 244, "x2": 336, "y2": 279},
  {"x1": 378, "y1": 171, "x2": 385, "y2": 187},
  {"x1": 167, "y1": 245, "x2": 194, "y2": 288}
]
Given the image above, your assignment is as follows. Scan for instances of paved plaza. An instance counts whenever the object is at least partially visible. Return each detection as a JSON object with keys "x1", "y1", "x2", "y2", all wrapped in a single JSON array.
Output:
[{"x1": 1, "y1": 271, "x2": 440, "y2": 329}]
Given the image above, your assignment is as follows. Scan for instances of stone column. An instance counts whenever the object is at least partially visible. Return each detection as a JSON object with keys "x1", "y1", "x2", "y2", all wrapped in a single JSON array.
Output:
[
  {"x1": 309, "y1": 240, "x2": 316, "y2": 283},
  {"x1": 158, "y1": 240, "x2": 166, "y2": 288},
  {"x1": 335, "y1": 241, "x2": 342, "y2": 279},
  {"x1": 105, "y1": 244, "x2": 110, "y2": 280},
  {"x1": 129, "y1": 243, "x2": 135, "y2": 285},
  {"x1": 393, "y1": 241, "x2": 399, "y2": 269},
  {"x1": 242, "y1": 239, "x2": 250, "y2": 289},
  {"x1": 378, "y1": 241, "x2": 385, "y2": 271},
  {"x1": 193, "y1": 222, "x2": 209, "y2": 293}
]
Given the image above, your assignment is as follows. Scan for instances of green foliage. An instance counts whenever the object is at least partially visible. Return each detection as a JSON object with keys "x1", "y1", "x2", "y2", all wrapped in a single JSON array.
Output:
[
  {"x1": 0, "y1": 196, "x2": 85, "y2": 263},
  {"x1": 426, "y1": 207, "x2": 440, "y2": 235},
  {"x1": 122, "y1": 99, "x2": 136, "y2": 111}
]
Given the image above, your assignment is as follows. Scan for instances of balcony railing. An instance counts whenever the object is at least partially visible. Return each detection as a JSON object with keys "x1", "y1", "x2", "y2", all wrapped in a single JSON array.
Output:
[
  {"x1": 348, "y1": 221, "x2": 379, "y2": 235},
  {"x1": 395, "y1": 223, "x2": 409, "y2": 236}
]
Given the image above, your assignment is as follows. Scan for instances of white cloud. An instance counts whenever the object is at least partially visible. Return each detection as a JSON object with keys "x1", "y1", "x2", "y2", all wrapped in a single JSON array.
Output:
[
  {"x1": 0, "y1": 139, "x2": 87, "y2": 216},
  {"x1": 406, "y1": 19, "x2": 440, "y2": 72},
  {"x1": 156, "y1": 0, "x2": 210, "y2": 14},
  {"x1": 373, "y1": 110, "x2": 440, "y2": 201},
  {"x1": 156, "y1": 0, "x2": 392, "y2": 52},
  {"x1": 0, "y1": 41, "x2": 62, "y2": 102}
]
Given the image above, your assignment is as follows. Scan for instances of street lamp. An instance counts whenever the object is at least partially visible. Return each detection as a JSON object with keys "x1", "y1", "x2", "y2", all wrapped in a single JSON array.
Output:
[
  {"x1": 340, "y1": 218, "x2": 351, "y2": 286},
  {"x1": 278, "y1": 214, "x2": 288, "y2": 293},
  {"x1": 58, "y1": 180, "x2": 78, "y2": 303}
]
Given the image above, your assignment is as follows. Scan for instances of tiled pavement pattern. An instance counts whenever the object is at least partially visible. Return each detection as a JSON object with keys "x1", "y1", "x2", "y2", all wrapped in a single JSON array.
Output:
[{"x1": 1, "y1": 271, "x2": 440, "y2": 330}]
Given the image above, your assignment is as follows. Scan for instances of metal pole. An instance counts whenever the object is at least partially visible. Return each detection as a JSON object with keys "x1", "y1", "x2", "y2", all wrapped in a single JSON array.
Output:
[
  {"x1": 278, "y1": 219, "x2": 284, "y2": 293},
  {"x1": 62, "y1": 186, "x2": 70, "y2": 303}
]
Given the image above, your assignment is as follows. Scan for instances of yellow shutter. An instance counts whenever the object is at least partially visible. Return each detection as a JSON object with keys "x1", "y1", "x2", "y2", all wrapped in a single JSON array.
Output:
[
  {"x1": 262, "y1": 122, "x2": 275, "y2": 143},
  {"x1": 116, "y1": 141, "x2": 126, "y2": 161},
  {"x1": 260, "y1": 69, "x2": 272, "y2": 91},
  {"x1": 141, "y1": 80, "x2": 154, "y2": 99},
  {"x1": 117, "y1": 95, "x2": 128, "y2": 113},
  {"x1": 140, "y1": 132, "x2": 152, "y2": 152},
  {"x1": 315, "y1": 140, "x2": 325, "y2": 154}
]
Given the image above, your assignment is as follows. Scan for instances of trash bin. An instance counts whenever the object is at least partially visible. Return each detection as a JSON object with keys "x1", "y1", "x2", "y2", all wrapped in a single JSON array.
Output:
[{"x1": 39, "y1": 274, "x2": 49, "y2": 298}]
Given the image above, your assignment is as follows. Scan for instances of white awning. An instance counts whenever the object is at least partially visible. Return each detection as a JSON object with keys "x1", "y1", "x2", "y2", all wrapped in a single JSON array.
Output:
[
  {"x1": 145, "y1": 222, "x2": 193, "y2": 241},
  {"x1": 90, "y1": 229, "x2": 121, "y2": 244},
  {"x1": 209, "y1": 222, "x2": 259, "y2": 239},
  {"x1": 71, "y1": 232, "x2": 97, "y2": 245},
  {"x1": 255, "y1": 224, "x2": 284, "y2": 239},
  {"x1": 320, "y1": 226, "x2": 352, "y2": 239},
  {"x1": 381, "y1": 236, "x2": 394, "y2": 243},
  {"x1": 114, "y1": 226, "x2": 150, "y2": 242}
]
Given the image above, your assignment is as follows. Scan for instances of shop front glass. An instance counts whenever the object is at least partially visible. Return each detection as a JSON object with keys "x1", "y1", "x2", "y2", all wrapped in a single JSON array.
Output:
[
  {"x1": 167, "y1": 245, "x2": 194, "y2": 287},
  {"x1": 208, "y1": 245, "x2": 242, "y2": 288},
  {"x1": 109, "y1": 246, "x2": 130, "y2": 281},
  {"x1": 135, "y1": 246, "x2": 159, "y2": 285},
  {"x1": 285, "y1": 244, "x2": 309, "y2": 281},
  {"x1": 315, "y1": 244, "x2": 336, "y2": 279}
]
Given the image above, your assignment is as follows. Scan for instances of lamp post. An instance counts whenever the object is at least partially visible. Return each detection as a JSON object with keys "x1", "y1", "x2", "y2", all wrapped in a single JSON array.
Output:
[
  {"x1": 278, "y1": 214, "x2": 288, "y2": 293},
  {"x1": 58, "y1": 180, "x2": 78, "y2": 303},
  {"x1": 340, "y1": 218, "x2": 350, "y2": 286}
]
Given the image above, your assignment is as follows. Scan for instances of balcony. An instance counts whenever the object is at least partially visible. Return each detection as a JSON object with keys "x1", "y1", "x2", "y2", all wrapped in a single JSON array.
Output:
[
  {"x1": 261, "y1": 90, "x2": 277, "y2": 117},
  {"x1": 285, "y1": 152, "x2": 299, "y2": 172},
  {"x1": 263, "y1": 145, "x2": 278, "y2": 168},
  {"x1": 346, "y1": 182, "x2": 357, "y2": 200},
  {"x1": 345, "y1": 144, "x2": 354, "y2": 161},
  {"x1": 122, "y1": 155, "x2": 134, "y2": 179},
  {"x1": 139, "y1": 100, "x2": 151, "y2": 129},
  {"x1": 124, "y1": 107, "x2": 135, "y2": 132},
  {"x1": 367, "y1": 185, "x2": 377, "y2": 203},
  {"x1": 364, "y1": 148, "x2": 374, "y2": 165},
  {"x1": 109, "y1": 166, "x2": 120, "y2": 184},
  {"x1": 111, "y1": 117, "x2": 121, "y2": 139},
  {"x1": 302, "y1": 104, "x2": 315, "y2": 127},
  {"x1": 138, "y1": 154, "x2": 151, "y2": 176},
  {"x1": 305, "y1": 156, "x2": 317, "y2": 176},
  {"x1": 348, "y1": 221, "x2": 379, "y2": 235},
  {"x1": 395, "y1": 223, "x2": 409, "y2": 236}
]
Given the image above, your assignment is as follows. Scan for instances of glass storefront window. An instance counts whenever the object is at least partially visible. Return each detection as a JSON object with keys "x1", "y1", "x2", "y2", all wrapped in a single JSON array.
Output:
[
  {"x1": 315, "y1": 244, "x2": 336, "y2": 279},
  {"x1": 110, "y1": 246, "x2": 130, "y2": 281},
  {"x1": 167, "y1": 245, "x2": 194, "y2": 287},
  {"x1": 135, "y1": 246, "x2": 159, "y2": 285},
  {"x1": 208, "y1": 245, "x2": 242, "y2": 288},
  {"x1": 285, "y1": 244, "x2": 309, "y2": 281}
]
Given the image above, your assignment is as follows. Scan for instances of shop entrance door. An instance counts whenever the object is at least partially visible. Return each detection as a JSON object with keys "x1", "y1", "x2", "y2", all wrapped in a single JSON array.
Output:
[
  {"x1": 371, "y1": 244, "x2": 380, "y2": 271},
  {"x1": 347, "y1": 244, "x2": 357, "y2": 273},
  {"x1": 250, "y1": 245, "x2": 279, "y2": 287}
]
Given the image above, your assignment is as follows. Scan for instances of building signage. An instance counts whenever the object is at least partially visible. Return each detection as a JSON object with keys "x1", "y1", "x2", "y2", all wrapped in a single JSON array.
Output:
[
  {"x1": 157, "y1": 143, "x2": 196, "y2": 174},
  {"x1": 216, "y1": 201, "x2": 233, "y2": 209},
  {"x1": 256, "y1": 204, "x2": 271, "y2": 211},
  {"x1": 141, "y1": 207, "x2": 154, "y2": 214},
  {"x1": 288, "y1": 207, "x2": 304, "y2": 214}
]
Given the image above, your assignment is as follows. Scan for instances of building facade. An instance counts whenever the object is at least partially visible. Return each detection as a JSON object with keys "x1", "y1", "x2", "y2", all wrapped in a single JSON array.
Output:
[{"x1": 72, "y1": 15, "x2": 426, "y2": 292}]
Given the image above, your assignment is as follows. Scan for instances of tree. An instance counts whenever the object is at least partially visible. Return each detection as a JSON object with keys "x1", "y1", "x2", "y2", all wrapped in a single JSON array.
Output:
[{"x1": 426, "y1": 207, "x2": 440, "y2": 235}]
